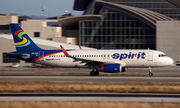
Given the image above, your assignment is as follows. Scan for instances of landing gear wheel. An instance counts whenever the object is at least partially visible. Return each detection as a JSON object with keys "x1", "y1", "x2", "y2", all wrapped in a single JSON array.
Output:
[
  {"x1": 90, "y1": 71, "x2": 95, "y2": 76},
  {"x1": 90, "y1": 71, "x2": 99, "y2": 76},
  {"x1": 149, "y1": 72, "x2": 153, "y2": 76},
  {"x1": 95, "y1": 71, "x2": 99, "y2": 76},
  {"x1": 148, "y1": 67, "x2": 153, "y2": 76}
]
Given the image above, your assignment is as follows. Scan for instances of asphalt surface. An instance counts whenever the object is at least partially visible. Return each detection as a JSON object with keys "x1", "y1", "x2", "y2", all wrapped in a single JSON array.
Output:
[
  {"x1": 0, "y1": 66, "x2": 180, "y2": 75},
  {"x1": 0, "y1": 66, "x2": 180, "y2": 83},
  {"x1": 1, "y1": 93, "x2": 180, "y2": 102},
  {"x1": 0, "y1": 76, "x2": 180, "y2": 83}
]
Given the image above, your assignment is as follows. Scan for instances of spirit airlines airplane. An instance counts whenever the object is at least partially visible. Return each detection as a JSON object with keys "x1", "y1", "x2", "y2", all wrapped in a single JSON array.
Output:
[{"x1": 8, "y1": 24, "x2": 174, "y2": 76}]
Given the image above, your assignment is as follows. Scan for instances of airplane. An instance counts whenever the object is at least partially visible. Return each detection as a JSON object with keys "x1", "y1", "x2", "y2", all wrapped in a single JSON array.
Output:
[{"x1": 7, "y1": 23, "x2": 174, "y2": 76}]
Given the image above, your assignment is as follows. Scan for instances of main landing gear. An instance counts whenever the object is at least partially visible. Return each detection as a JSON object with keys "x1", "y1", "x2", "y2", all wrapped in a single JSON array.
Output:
[
  {"x1": 90, "y1": 69, "x2": 99, "y2": 76},
  {"x1": 149, "y1": 67, "x2": 153, "y2": 76}
]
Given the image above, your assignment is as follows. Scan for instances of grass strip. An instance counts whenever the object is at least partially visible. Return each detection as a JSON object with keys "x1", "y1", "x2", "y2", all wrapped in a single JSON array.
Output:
[
  {"x1": 0, "y1": 81, "x2": 180, "y2": 93},
  {"x1": 0, "y1": 102, "x2": 180, "y2": 108}
]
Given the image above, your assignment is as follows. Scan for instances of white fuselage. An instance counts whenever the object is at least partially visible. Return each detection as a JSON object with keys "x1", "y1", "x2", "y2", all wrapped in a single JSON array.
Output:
[{"x1": 35, "y1": 49, "x2": 174, "y2": 68}]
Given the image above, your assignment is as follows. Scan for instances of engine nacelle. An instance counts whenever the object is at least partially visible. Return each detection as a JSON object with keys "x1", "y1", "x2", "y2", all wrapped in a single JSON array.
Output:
[{"x1": 99, "y1": 63, "x2": 121, "y2": 73}]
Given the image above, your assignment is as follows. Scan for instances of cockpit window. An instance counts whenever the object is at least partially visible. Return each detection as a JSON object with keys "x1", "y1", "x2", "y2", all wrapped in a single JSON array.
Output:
[{"x1": 159, "y1": 54, "x2": 167, "y2": 57}]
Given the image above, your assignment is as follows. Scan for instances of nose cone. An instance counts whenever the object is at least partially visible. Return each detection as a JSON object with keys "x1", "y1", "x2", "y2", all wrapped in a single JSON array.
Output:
[{"x1": 168, "y1": 57, "x2": 174, "y2": 65}]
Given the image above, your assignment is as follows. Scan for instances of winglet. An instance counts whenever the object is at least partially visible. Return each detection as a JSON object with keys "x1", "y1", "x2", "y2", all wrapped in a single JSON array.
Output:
[
  {"x1": 60, "y1": 45, "x2": 68, "y2": 56},
  {"x1": 79, "y1": 45, "x2": 83, "y2": 50}
]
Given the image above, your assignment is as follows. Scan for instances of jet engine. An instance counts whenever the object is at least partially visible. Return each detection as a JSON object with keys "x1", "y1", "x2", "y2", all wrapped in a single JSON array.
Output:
[{"x1": 99, "y1": 63, "x2": 125, "y2": 73}]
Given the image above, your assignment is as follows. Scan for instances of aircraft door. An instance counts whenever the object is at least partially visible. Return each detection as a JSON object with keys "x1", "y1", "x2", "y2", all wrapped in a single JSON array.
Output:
[
  {"x1": 39, "y1": 51, "x2": 45, "y2": 64},
  {"x1": 39, "y1": 51, "x2": 44, "y2": 58},
  {"x1": 148, "y1": 51, "x2": 153, "y2": 61}
]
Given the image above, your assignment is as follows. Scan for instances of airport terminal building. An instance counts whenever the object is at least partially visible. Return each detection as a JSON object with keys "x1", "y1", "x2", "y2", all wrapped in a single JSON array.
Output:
[{"x1": 59, "y1": 0, "x2": 180, "y2": 63}]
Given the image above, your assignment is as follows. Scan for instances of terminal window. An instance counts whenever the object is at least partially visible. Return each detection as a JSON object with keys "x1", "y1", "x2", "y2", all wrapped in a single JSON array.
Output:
[
  {"x1": 3, "y1": 53, "x2": 20, "y2": 63},
  {"x1": 34, "y1": 32, "x2": 40, "y2": 37}
]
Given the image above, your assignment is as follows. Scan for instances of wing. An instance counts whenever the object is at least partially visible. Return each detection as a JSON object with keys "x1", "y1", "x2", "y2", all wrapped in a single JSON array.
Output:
[{"x1": 60, "y1": 45, "x2": 112, "y2": 66}]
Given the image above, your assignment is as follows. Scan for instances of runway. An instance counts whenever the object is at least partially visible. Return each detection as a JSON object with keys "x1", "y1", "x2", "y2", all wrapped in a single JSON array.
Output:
[
  {"x1": 0, "y1": 66, "x2": 180, "y2": 83},
  {"x1": 1, "y1": 93, "x2": 180, "y2": 102},
  {"x1": 0, "y1": 76, "x2": 180, "y2": 83},
  {"x1": 1, "y1": 66, "x2": 180, "y2": 75}
]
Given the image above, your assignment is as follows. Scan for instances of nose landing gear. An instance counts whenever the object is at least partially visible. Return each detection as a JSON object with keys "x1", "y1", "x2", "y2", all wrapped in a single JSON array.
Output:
[{"x1": 149, "y1": 67, "x2": 153, "y2": 76}]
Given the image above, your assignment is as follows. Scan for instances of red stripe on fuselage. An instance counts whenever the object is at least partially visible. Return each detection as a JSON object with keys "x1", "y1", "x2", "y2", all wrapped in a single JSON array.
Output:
[
  {"x1": 30, "y1": 50, "x2": 75, "y2": 62},
  {"x1": 30, "y1": 51, "x2": 63, "y2": 62}
]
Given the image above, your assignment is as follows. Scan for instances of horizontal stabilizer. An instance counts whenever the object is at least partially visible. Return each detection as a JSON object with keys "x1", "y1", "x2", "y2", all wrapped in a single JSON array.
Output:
[{"x1": 7, "y1": 53, "x2": 30, "y2": 58}]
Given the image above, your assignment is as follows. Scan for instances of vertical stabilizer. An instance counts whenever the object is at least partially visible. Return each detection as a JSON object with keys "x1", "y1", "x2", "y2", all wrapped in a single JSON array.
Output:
[{"x1": 10, "y1": 23, "x2": 42, "y2": 51}]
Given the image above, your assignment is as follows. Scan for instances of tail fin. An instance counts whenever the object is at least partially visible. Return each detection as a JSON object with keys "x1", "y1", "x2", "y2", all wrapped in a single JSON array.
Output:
[{"x1": 10, "y1": 23, "x2": 42, "y2": 52}]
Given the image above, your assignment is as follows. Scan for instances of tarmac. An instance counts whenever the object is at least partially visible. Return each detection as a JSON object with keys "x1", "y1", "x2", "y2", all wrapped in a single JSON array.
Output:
[
  {"x1": 0, "y1": 65, "x2": 180, "y2": 75},
  {"x1": 1, "y1": 93, "x2": 180, "y2": 102}
]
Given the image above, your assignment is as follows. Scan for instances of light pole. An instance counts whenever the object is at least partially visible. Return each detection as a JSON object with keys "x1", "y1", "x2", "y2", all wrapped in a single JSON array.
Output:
[{"x1": 42, "y1": 7, "x2": 45, "y2": 20}]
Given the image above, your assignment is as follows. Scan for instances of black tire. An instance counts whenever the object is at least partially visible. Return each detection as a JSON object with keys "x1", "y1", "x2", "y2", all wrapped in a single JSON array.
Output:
[
  {"x1": 90, "y1": 71, "x2": 95, "y2": 76},
  {"x1": 95, "y1": 71, "x2": 99, "y2": 76},
  {"x1": 149, "y1": 72, "x2": 153, "y2": 76}
]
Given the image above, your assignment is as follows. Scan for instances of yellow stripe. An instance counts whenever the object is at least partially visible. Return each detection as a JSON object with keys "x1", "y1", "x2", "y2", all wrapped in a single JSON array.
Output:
[{"x1": 15, "y1": 37, "x2": 28, "y2": 45}]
